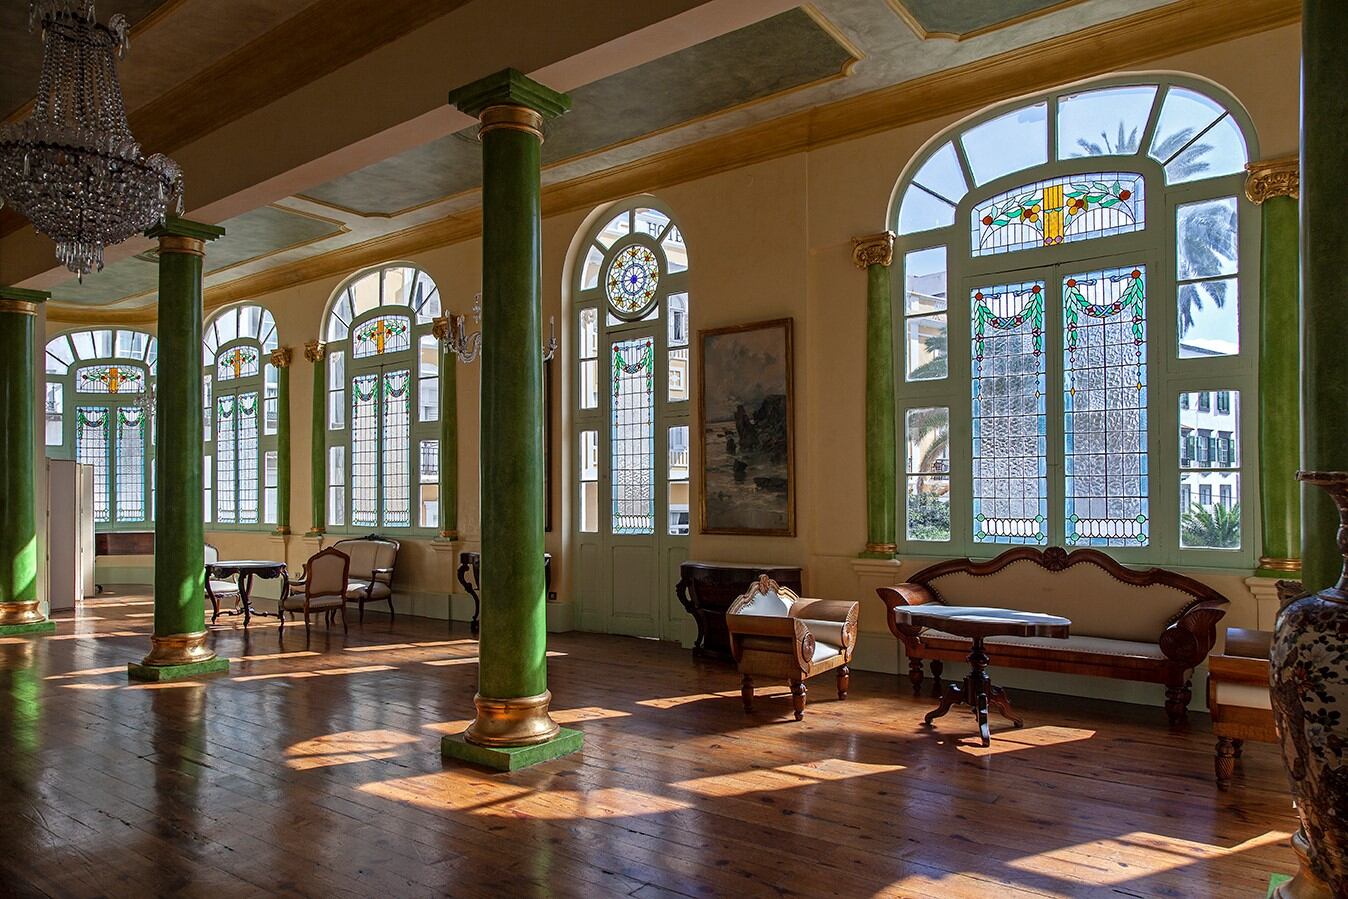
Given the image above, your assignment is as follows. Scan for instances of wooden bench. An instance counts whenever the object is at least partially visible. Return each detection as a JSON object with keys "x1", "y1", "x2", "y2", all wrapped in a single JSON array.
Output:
[{"x1": 876, "y1": 547, "x2": 1230, "y2": 725}]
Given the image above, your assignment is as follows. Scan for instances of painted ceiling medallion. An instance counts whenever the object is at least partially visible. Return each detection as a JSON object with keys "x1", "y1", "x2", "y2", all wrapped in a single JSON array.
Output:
[
  {"x1": 606, "y1": 244, "x2": 660, "y2": 318},
  {"x1": 0, "y1": 0, "x2": 183, "y2": 278}
]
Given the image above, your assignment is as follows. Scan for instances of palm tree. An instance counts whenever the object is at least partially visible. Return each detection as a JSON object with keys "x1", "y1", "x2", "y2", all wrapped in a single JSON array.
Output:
[{"x1": 1181, "y1": 501, "x2": 1240, "y2": 549}]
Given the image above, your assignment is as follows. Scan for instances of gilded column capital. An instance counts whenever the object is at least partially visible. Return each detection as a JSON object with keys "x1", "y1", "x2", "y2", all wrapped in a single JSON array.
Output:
[
  {"x1": 270, "y1": 346, "x2": 293, "y2": 369},
  {"x1": 851, "y1": 231, "x2": 896, "y2": 269},
  {"x1": 431, "y1": 314, "x2": 451, "y2": 343},
  {"x1": 303, "y1": 339, "x2": 325, "y2": 364},
  {"x1": 1245, "y1": 155, "x2": 1299, "y2": 204},
  {"x1": 0, "y1": 286, "x2": 50, "y2": 315}
]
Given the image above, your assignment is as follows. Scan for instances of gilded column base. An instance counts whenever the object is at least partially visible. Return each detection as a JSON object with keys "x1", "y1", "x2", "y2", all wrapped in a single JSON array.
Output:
[
  {"x1": 1274, "y1": 830, "x2": 1334, "y2": 899},
  {"x1": 464, "y1": 690, "x2": 560, "y2": 747},
  {"x1": 1258, "y1": 556, "x2": 1302, "y2": 574},
  {"x1": 0, "y1": 600, "x2": 45, "y2": 626},
  {"x1": 140, "y1": 631, "x2": 216, "y2": 667}
]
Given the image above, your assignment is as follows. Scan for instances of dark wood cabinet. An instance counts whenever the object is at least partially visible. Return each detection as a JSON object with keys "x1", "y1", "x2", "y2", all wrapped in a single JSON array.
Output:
[{"x1": 675, "y1": 561, "x2": 803, "y2": 659}]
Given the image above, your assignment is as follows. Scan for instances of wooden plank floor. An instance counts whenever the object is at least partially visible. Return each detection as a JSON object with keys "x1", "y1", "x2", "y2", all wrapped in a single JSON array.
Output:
[{"x1": 0, "y1": 588, "x2": 1297, "y2": 899}]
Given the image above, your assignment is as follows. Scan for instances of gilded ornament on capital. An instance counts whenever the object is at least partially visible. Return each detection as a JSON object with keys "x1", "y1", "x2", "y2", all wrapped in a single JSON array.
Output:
[
  {"x1": 851, "y1": 231, "x2": 896, "y2": 269},
  {"x1": 270, "y1": 346, "x2": 293, "y2": 369},
  {"x1": 303, "y1": 339, "x2": 325, "y2": 364},
  {"x1": 1245, "y1": 156, "x2": 1299, "y2": 204}
]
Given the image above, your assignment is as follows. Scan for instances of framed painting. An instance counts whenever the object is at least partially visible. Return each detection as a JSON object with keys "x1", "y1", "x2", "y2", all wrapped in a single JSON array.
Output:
[{"x1": 698, "y1": 318, "x2": 795, "y2": 536}]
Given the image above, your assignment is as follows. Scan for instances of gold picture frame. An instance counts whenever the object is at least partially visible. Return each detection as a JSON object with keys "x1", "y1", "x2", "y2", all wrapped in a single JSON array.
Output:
[{"x1": 697, "y1": 318, "x2": 795, "y2": 536}]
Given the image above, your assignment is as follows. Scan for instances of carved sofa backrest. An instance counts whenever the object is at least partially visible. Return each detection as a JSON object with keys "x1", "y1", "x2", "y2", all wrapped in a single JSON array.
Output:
[
  {"x1": 910, "y1": 547, "x2": 1229, "y2": 644},
  {"x1": 333, "y1": 535, "x2": 399, "y2": 584}
]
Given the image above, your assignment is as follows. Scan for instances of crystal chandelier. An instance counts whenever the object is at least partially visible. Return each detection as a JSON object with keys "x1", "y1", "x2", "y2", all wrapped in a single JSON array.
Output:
[
  {"x1": 0, "y1": 1, "x2": 184, "y2": 278},
  {"x1": 436, "y1": 293, "x2": 558, "y2": 364}
]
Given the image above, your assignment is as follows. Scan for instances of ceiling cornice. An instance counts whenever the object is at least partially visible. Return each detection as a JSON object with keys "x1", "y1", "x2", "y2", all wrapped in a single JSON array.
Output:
[{"x1": 45, "y1": 0, "x2": 1300, "y2": 325}]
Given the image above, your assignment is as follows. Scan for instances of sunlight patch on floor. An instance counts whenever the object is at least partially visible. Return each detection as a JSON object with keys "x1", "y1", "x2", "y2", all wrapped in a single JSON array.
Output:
[
  {"x1": 951, "y1": 726, "x2": 1097, "y2": 756},
  {"x1": 1005, "y1": 829, "x2": 1293, "y2": 884},
  {"x1": 45, "y1": 665, "x2": 126, "y2": 680},
  {"x1": 672, "y1": 759, "x2": 905, "y2": 797},
  {"x1": 233, "y1": 650, "x2": 321, "y2": 662},
  {"x1": 285, "y1": 728, "x2": 422, "y2": 770},
  {"x1": 360, "y1": 772, "x2": 690, "y2": 819},
  {"x1": 46, "y1": 630, "x2": 145, "y2": 641},
  {"x1": 635, "y1": 689, "x2": 744, "y2": 709}
]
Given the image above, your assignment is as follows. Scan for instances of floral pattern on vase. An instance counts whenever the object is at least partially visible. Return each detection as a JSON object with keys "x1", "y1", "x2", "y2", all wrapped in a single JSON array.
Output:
[{"x1": 1270, "y1": 471, "x2": 1348, "y2": 898}]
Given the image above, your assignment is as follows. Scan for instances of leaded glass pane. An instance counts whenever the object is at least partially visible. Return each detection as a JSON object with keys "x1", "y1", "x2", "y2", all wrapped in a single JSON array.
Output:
[
  {"x1": 606, "y1": 245, "x2": 660, "y2": 319},
  {"x1": 418, "y1": 336, "x2": 439, "y2": 422},
  {"x1": 663, "y1": 227, "x2": 688, "y2": 273},
  {"x1": 351, "y1": 272, "x2": 379, "y2": 317},
  {"x1": 906, "y1": 407, "x2": 950, "y2": 542},
  {"x1": 237, "y1": 392, "x2": 259, "y2": 524},
  {"x1": 327, "y1": 351, "x2": 345, "y2": 429},
  {"x1": 905, "y1": 247, "x2": 947, "y2": 315},
  {"x1": 239, "y1": 306, "x2": 261, "y2": 340},
  {"x1": 1177, "y1": 197, "x2": 1238, "y2": 279},
  {"x1": 203, "y1": 376, "x2": 212, "y2": 441},
  {"x1": 636, "y1": 207, "x2": 671, "y2": 239},
  {"x1": 383, "y1": 266, "x2": 416, "y2": 308},
  {"x1": 115, "y1": 408, "x2": 146, "y2": 522},
  {"x1": 972, "y1": 280, "x2": 1047, "y2": 544},
  {"x1": 352, "y1": 314, "x2": 411, "y2": 358},
  {"x1": 92, "y1": 330, "x2": 113, "y2": 358},
  {"x1": 75, "y1": 365, "x2": 144, "y2": 394},
  {"x1": 350, "y1": 373, "x2": 379, "y2": 528},
  {"x1": 910, "y1": 142, "x2": 967, "y2": 205},
  {"x1": 216, "y1": 396, "x2": 236, "y2": 524},
  {"x1": 971, "y1": 173, "x2": 1144, "y2": 257},
  {"x1": 1177, "y1": 196, "x2": 1239, "y2": 357},
  {"x1": 668, "y1": 426, "x2": 690, "y2": 536},
  {"x1": 1063, "y1": 266, "x2": 1149, "y2": 546},
  {"x1": 1165, "y1": 114, "x2": 1247, "y2": 185},
  {"x1": 1179, "y1": 390, "x2": 1241, "y2": 549},
  {"x1": 419, "y1": 440, "x2": 439, "y2": 528},
  {"x1": 381, "y1": 370, "x2": 411, "y2": 528},
  {"x1": 46, "y1": 336, "x2": 73, "y2": 374},
  {"x1": 581, "y1": 246, "x2": 604, "y2": 290},
  {"x1": 264, "y1": 451, "x2": 278, "y2": 525},
  {"x1": 579, "y1": 430, "x2": 598, "y2": 534},
  {"x1": 264, "y1": 365, "x2": 279, "y2": 435},
  {"x1": 667, "y1": 294, "x2": 689, "y2": 347},
  {"x1": 668, "y1": 349, "x2": 689, "y2": 402},
  {"x1": 71, "y1": 331, "x2": 96, "y2": 360},
  {"x1": 596, "y1": 211, "x2": 630, "y2": 248},
  {"x1": 960, "y1": 102, "x2": 1048, "y2": 186},
  {"x1": 217, "y1": 346, "x2": 260, "y2": 381},
  {"x1": 76, "y1": 407, "x2": 110, "y2": 523},
  {"x1": 328, "y1": 445, "x2": 345, "y2": 528},
  {"x1": 1149, "y1": 87, "x2": 1226, "y2": 164},
  {"x1": 45, "y1": 383, "x2": 62, "y2": 447},
  {"x1": 214, "y1": 312, "x2": 238, "y2": 347},
  {"x1": 906, "y1": 316, "x2": 948, "y2": 381},
  {"x1": 260, "y1": 310, "x2": 278, "y2": 349},
  {"x1": 115, "y1": 329, "x2": 148, "y2": 360},
  {"x1": 1056, "y1": 85, "x2": 1158, "y2": 160},
  {"x1": 898, "y1": 183, "x2": 955, "y2": 235},
  {"x1": 611, "y1": 337, "x2": 655, "y2": 535},
  {"x1": 412, "y1": 272, "x2": 441, "y2": 324}
]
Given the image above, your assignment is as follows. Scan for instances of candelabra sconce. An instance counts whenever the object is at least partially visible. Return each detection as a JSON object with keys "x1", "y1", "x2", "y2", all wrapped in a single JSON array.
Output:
[
  {"x1": 435, "y1": 293, "x2": 560, "y2": 364},
  {"x1": 134, "y1": 382, "x2": 157, "y2": 416}
]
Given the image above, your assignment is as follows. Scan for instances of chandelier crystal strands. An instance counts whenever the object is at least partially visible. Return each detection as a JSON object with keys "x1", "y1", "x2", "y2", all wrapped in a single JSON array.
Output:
[
  {"x1": 439, "y1": 292, "x2": 559, "y2": 364},
  {"x1": 0, "y1": 0, "x2": 184, "y2": 279}
]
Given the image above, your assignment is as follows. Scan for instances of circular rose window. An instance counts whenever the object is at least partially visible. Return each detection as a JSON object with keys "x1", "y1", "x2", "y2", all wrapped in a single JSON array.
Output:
[{"x1": 605, "y1": 244, "x2": 660, "y2": 319}]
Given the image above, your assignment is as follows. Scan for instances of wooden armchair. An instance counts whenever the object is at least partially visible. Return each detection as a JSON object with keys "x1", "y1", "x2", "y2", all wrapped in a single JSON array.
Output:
[
  {"x1": 289, "y1": 535, "x2": 399, "y2": 621},
  {"x1": 281, "y1": 547, "x2": 350, "y2": 634},
  {"x1": 726, "y1": 575, "x2": 859, "y2": 721},
  {"x1": 204, "y1": 542, "x2": 241, "y2": 624}
]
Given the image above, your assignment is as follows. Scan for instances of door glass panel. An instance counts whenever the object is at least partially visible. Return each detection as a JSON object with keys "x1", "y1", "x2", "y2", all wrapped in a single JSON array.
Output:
[
  {"x1": 905, "y1": 407, "x2": 950, "y2": 541},
  {"x1": 668, "y1": 426, "x2": 690, "y2": 535},
  {"x1": 611, "y1": 337, "x2": 655, "y2": 535},
  {"x1": 580, "y1": 430, "x2": 598, "y2": 533},
  {"x1": 115, "y1": 408, "x2": 146, "y2": 523},
  {"x1": 351, "y1": 373, "x2": 379, "y2": 528},
  {"x1": 381, "y1": 370, "x2": 411, "y2": 528},
  {"x1": 1179, "y1": 390, "x2": 1241, "y2": 549},
  {"x1": 216, "y1": 395, "x2": 236, "y2": 524},
  {"x1": 77, "y1": 407, "x2": 110, "y2": 523}
]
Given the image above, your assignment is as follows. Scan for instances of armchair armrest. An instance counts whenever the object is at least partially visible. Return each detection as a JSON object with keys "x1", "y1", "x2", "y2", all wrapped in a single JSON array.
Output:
[
  {"x1": 726, "y1": 613, "x2": 813, "y2": 671},
  {"x1": 876, "y1": 584, "x2": 941, "y2": 643},
  {"x1": 372, "y1": 566, "x2": 395, "y2": 584},
  {"x1": 791, "y1": 598, "x2": 860, "y2": 658},
  {"x1": 1158, "y1": 598, "x2": 1228, "y2": 668}
]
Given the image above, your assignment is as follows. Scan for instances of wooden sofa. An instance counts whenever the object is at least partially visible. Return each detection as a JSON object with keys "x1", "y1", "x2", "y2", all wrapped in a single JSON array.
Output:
[{"x1": 876, "y1": 547, "x2": 1230, "y2": 725}]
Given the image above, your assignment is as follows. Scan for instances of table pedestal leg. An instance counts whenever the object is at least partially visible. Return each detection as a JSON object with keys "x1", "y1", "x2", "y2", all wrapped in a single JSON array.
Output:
[
  {"x1": 241, "y1": 573, "x2": 254, "y2": 626},
  {"x1": 923, "y1": 637, "x2": 1023, "y2": 747}
]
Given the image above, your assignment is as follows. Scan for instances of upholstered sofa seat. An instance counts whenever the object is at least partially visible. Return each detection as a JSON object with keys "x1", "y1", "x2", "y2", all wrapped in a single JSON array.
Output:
[{"x1": 877, "y1": 547, "x2": 1230, "y2": 725}]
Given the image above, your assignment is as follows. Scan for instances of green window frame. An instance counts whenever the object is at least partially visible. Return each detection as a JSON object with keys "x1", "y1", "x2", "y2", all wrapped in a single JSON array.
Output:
[
  {"x1": 892, "y1": 74, "x2": 1259, "y2": 569},
  {"x1": 202, "y1": 303, "x2": 281, "y2": 530},
  {"x1": 321, "y1": 263, "x2": 442, "y2": 535},
  {"x1": 44, "y1": 328, "x2": 158, "y2": 532}
]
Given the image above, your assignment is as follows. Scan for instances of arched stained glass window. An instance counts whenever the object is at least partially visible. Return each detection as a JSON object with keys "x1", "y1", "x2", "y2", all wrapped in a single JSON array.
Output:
[
  {"x1": 570, "y1": 198, "x2": 690, "y2": 639},
  {"x1": 45, "y1": 328, "x2": 158, "y2": 528},
  {"x1": 202, "y1": 304, "x2": 280, "y2": 527},
  {"x1": 892, "y1": 75, "x2": 1256, "y2": 567},
  {"x1": 322, "y1": 264, "x2": 441, "y2": 531}
]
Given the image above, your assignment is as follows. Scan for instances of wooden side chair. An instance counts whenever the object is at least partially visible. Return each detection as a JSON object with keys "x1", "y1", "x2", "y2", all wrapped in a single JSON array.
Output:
[
  {"x1": 725, "y1": 575, "x2": 859, "y2": 720},
  {"x1": 282, "y1": 547, "x2": 350, "y2": 634},
  {"x1": 1208, "y1": 627, "x2": 1278, "y2": 789},
  {"x1": 204, "y1": 542, "x2": 241, "y2": 623}
]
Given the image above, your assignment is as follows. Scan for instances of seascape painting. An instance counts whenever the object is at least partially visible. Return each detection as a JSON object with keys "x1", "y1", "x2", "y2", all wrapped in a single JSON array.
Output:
[{"x1": 698, "y1": 318, "x2": 795, "y2": 535}]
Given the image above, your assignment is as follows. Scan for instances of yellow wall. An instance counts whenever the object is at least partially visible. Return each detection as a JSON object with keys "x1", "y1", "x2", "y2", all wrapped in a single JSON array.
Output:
[{"x1": 89, "y1": 25, "x2": 1300, "y2": 700}]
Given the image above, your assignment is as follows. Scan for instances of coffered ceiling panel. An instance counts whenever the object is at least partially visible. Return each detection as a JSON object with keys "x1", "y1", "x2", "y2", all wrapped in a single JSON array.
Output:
[{"x1": 889, "y1": 0, "x2": 1089, "y2": 39}]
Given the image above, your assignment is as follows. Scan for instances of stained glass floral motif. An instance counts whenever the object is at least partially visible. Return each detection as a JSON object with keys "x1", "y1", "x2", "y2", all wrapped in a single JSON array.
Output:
[
  {"x1": 972, "y1": 173, "x2": 1144, "y2": 256},
  {"x1": 605, "y1": 244, "x2": 660, "y2": 318},
  {"x1": 381, "y1": 371, "x2": 411, "y2": 528},
  {"x1": 76, "y1": 365, "x2": 144, "y2": 394},
  {"x1": 115, "y1": 408, "x2": 146, "y2": 523},
  {"x1": 1063, "y1": 266, "x2": 1149, "y2": 546},
  {"x1": 216, "y1": 396, "x2": 237, "y2": 523},
  {"x1": 76, "y1": 407, "x2": 110, "y2": 523},
  {"x1": 351, "y1": 374, "x2": 379, "y2": 528},
  {"x1": 611, "y1": 337, "x2": 655, "y2": 534},
  {"x1": 216, "y1": 347, "x2": 260, "y2": 381},
  {"x1": 972, "y1": 281, "x2": 1048, "y2": 545},
  {"x1": 352, "y1": 315, "x2": 411, "y2": 359}
]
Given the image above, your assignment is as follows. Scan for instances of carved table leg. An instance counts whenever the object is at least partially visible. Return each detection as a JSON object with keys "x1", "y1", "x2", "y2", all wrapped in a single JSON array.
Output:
[
  {"x1": 930, "y1": 660, "x2": 944, "y2": 697},
  {"x1": 1164, "y1": 678, "x2": 1193, "y2": 727},
  {"x1": 740, "y1": 674, "x2": 754, "y2": 713},
  {"x1": 965, "y1": 637, "x2": 993, "y2": 747},
  {"x1": 1215, "y1": 736, "x2": 1236, "y2": 790},
  {"x1": 908, "y1": 658, "x2": 924, "y2": 696},
  {"x1": 836, "y1": 665, "x2": 849, "y2": 700},
  {"x1": 988, "y1": 685, "x2": 1024, "y2": 728},
  {"x1": 925, "y1": 681, "x2": 963, "y2": 726},
  {"x1": 789, "y1": 679, "x2": 807, "y2": 721}
]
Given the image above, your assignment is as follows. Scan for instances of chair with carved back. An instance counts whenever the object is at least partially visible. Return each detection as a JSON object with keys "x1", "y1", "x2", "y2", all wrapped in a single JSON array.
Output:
[
  {"x1": 280, "y1": 547, "x2": 350, "y2": 634},
  {"x1": 725, "y1": 575, "x2": 859, "y2": 721},
  {"x1": 204, "y1": 543, "x2": 241, "y2": 623}
]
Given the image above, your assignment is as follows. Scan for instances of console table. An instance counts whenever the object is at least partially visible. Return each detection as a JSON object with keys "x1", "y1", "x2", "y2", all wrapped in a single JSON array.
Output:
[
  {"x1": 675, "y1": 561, "x2": 803, "y2": 659},
  {"x1": 456, "y1": 552, "x2": 551, "y2": 635}
]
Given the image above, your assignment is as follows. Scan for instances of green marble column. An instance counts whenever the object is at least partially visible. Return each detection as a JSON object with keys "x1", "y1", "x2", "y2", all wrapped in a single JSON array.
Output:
[
  {"x1": 1300, "y1": 1, "x2": 1348, "y2": 595},
  {"x1": 129, "y1": 219, "x2": 229, "y2": 682},
  {"x1": 271, "y1": 347, "x2": 293, "y2": 535},
  {"x1": 853, "y1": 233, "x2": 898, "y2": 559},
  {"x1": 1246, "y1": 160, "x2": 1301, "y2": 579},
  {"x1": 432, "y1": 318, "x2": 459, "y2": 541},
  {"x1": 305, "y1": 340, "x2": 326, "y2": 536},
  {"x1": 442, "y1": 69, "x2": 580, "y2": 771},
  {"x1": 0, "y1": 287, "x2": 55, "y2": 636}
]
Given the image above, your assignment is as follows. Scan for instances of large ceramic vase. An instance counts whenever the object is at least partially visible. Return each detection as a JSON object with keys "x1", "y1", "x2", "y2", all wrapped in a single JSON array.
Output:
[{"x1": 1271, "y1": 471, "x2": 1348, "y2": 899}]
